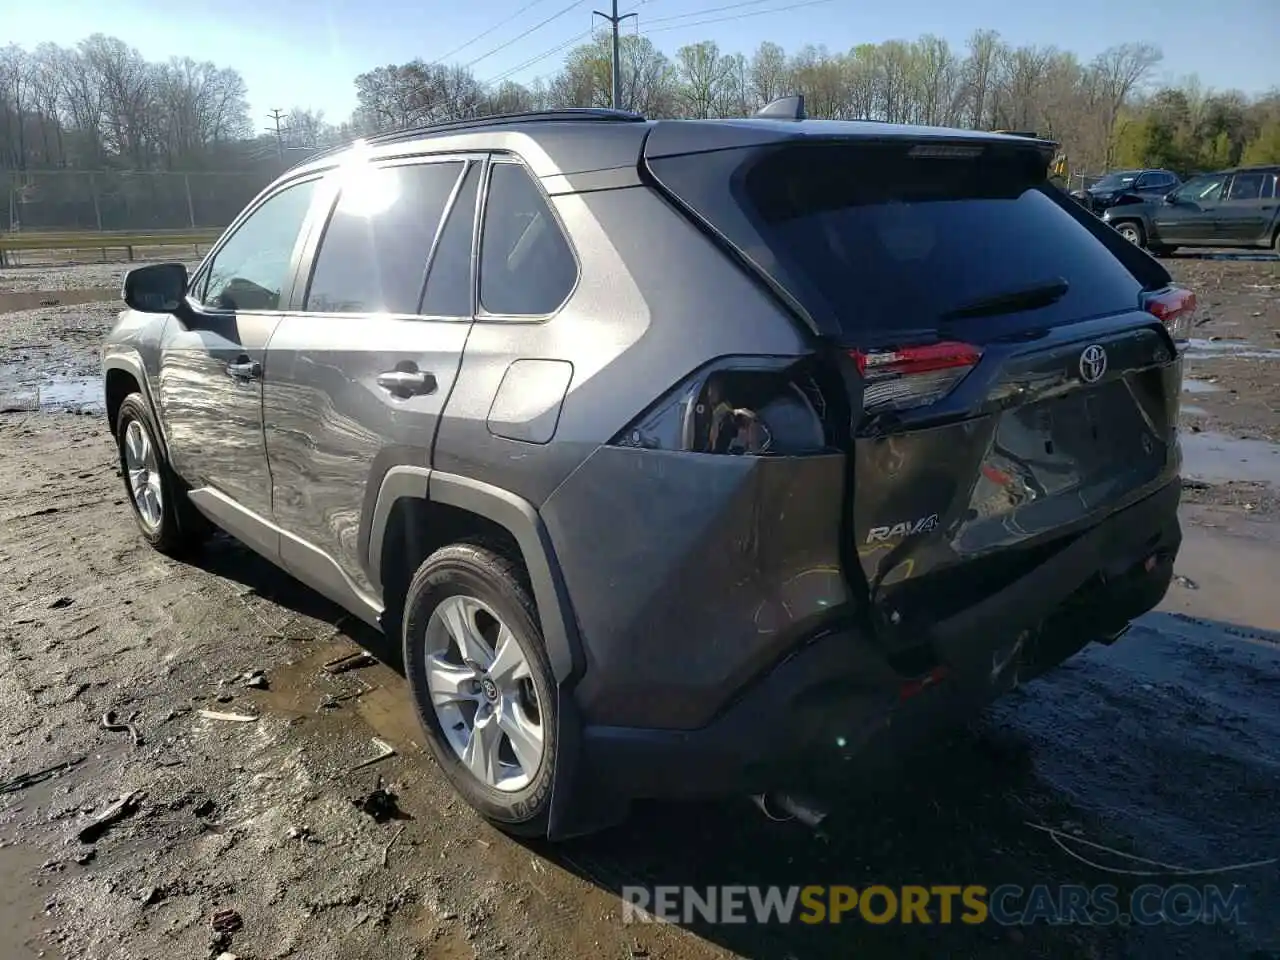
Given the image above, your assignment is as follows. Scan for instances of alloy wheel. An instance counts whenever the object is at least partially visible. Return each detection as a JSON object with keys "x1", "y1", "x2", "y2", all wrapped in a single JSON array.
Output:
[
  {"x1": 1116, "y1": 223, "x2": 1142, "y2": 245},
  {"x1": 423, "y1": 594, "x2": 545, "y2": 792},
  {"x1": 123, "y1": 419, "x2": 163, "y2": 531}
]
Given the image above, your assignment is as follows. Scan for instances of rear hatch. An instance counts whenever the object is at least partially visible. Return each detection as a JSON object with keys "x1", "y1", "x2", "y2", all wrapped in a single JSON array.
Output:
[{"x1": 644, "y1": 126, "x2": 1189, "y2": 647}]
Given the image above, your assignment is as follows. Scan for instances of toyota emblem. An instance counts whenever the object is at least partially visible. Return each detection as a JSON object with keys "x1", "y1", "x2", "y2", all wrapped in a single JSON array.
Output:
[{"x1": 1079, "y1": 344, "x2": 1108, "y2": 383}]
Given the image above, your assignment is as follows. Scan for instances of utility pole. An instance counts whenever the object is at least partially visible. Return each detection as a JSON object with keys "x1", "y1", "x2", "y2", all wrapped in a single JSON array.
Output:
[
  {"x1": 266, "y1": 109, "x2": 287, "y2": 162},
  {"x1": 593, "y1": 0, "x2": 636, "y2": 110}
]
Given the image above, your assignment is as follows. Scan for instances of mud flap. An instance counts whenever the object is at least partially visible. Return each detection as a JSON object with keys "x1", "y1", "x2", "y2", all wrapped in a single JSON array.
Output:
[{"x1": 546, "y1": 689, "x2": 629, "y2": 840}]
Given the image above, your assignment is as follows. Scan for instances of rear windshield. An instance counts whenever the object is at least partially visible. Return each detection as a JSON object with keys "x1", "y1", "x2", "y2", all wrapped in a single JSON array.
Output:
[{"x1": 648, "y1": 141, "x2": 1145, "y2": 341}]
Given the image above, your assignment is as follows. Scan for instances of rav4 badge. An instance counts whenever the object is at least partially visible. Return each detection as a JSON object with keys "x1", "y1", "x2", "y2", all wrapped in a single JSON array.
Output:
[{"x1": 866, "y1": 514, "x2": 939, "y2": 543}]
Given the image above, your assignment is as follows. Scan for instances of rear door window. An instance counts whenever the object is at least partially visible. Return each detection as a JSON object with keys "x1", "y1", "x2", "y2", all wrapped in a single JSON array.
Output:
[
  {"x1": 649, "y1": 141, "x2": 1144, "y2": 340},
  {"x1": 1225, "y1": 173, "x2": 1267, "y2": 201},
  {"x1": 304, "y1": 161, "x2": 463, "y2": 314},
  {"x1": 421, "y1": 161, "x2": 481, "y2": 317}
]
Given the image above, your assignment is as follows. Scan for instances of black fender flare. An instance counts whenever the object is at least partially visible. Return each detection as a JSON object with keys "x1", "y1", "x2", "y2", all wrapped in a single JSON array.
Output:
[
  {"x1": 365, "y1": 467, "x2": 614, "y2": 839},
  {"x1": 102, "y1": 352, "x2": 171, "y2": 461},
  {"x1": 366, "y1": 466, "x2": 585, "y2": 684}
]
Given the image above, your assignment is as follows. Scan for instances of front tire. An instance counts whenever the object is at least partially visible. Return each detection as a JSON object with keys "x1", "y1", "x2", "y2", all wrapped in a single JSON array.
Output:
[
  {"x1": 114, "y1": 393, "x2": 208, "y2": 556},
  {"x1": 1114, "y1": 220, "x2": 1146, "y2": 247},
  {"x1": 402, "y1": 543, "x2": 557, "y2": 837}
]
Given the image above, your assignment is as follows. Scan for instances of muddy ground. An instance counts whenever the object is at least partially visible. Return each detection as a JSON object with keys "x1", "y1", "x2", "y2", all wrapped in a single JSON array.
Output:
[{"x1": 0, "y1": 252, "x2": 1278, "y2": 960}]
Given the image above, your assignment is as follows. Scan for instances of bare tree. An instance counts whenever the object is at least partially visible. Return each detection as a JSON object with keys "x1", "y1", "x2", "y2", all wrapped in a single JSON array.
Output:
[
  {"x1": 1089, "y1": 43, "x2": 1163, "y2": 166},
  {"x1": 789, "y1": 46, "x2": 845, "y2": 119},
  {"x1": 675, "y1": 41, "x2": 733, "y2": 119},
  {"x1": 876, "y1": 41, "x2": 916, "y2": 124},
  {"x1": 748, "y1": 42, "x2": 790, "y2": 109},
  {"x1": 913, "y1": 35, "x2": 960, "y2": 126},
  {"x1": 0, "y1": 45, "x2": 34, "y2": 169},
  {"x1": 962, "y1": 29, "x2": 1004, "y2": 129},
  {"x1": 845, "y1": 44, "x2": 879, "y2": 119},
  {"x1": 80, "y1": 35, "x2": 154, "y2": 166},
  {"x1": 998, "y1": 45, "x2": 1054, "y2": 131}
]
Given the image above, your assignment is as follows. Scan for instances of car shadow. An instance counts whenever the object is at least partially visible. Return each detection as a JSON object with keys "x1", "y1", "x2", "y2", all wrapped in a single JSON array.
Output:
[
  {"x1": 180, "y1": 533, "x2": 1278, "y2": 960},
  {"x1": 190, "y1": 531, "x2": 404, "y2": 672},
  {"x1": 1165, "y1": 250, "x2": 1279, "y2": 262},
  {"x1": 534, "y1": 609, "x2": 1280, "y2": 960}
]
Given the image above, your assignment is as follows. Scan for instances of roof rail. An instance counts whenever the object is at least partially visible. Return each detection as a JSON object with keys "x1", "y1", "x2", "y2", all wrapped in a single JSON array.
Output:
[{"x1": 301, "y1": 108, "x2": 647, "y2": 166}]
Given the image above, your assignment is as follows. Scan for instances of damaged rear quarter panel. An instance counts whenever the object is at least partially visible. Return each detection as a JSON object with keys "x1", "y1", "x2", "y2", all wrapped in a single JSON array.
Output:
[{"x1": 540, "y1": 447, "x2": 852, "y2": 730}]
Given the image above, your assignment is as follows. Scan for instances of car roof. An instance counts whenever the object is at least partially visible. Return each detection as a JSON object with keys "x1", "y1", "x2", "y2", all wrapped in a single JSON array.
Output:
[{"x1": 287, "y1": 108, "x2": 1057, "y2": 182}]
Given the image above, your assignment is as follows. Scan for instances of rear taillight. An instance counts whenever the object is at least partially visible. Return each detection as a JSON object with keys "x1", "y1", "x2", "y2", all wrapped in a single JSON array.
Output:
[
  {"x1": 1143, "y1": 285, "x2": 1196, "y2": 349},
  {"x1": 851, "y1": 341, "x2": 982, "y2": 414}
]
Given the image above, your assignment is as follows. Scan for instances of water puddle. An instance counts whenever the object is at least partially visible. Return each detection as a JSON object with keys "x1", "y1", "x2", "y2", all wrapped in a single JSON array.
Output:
[
  {"x1": 1185, "y1": 338, "x2": 1280, "y2": 361},
  {"x1": 0, "y1": 376, "x2": 104, "y2": 414},
  {"x1": 0, "y1": 288, "x2": 117, "y2": 315},
  {"x1": 1180, "y1": 430, "x2": 1280, "y2": 487},
  {"x1": 1183, "y1": 378, "x2": 1223, "y2": 394}
]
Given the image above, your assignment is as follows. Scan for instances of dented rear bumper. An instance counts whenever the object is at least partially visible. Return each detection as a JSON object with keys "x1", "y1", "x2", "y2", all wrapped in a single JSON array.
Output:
[{"x1": 567, "y1": 479, "x2": 1180, "y2": 805}]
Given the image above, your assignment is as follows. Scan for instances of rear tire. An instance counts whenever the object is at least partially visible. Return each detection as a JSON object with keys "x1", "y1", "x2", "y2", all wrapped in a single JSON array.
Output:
[
  {"x1": 1114, "y1": 221, "x2": 1146, "y2": 247},
  {"x1": 402, "y1": 543, "x2": 557, "y2": 838},
  {"x1": 114, "y1": 393, "x2": 209, "y2": 556}
]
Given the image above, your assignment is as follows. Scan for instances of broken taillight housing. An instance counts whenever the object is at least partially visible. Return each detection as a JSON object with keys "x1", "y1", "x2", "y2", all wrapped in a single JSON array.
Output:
[
  {"x1": 1143, "y1": 285, "x2": 1196, "y2": 350},
  {"x1": 850, "y1": 341, "x2": 982, "y2": 414},
  {"x1": 609, "y1": 357, "x2": 835, "y2": 456}
]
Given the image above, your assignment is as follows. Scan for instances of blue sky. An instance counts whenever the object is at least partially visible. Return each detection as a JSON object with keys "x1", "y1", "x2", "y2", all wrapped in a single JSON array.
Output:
[{"x1": 8, "y1": 0, "x2": 1278, "y2": 123}]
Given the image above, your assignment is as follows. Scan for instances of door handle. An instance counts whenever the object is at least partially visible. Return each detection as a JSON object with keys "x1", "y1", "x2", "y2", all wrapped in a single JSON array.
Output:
[
  {"x1": 377, "y1": 369, "x2": 437, "y2": 397},
  {"x1": 226, "y1": 357, "x2": 261, "y2": 381}
]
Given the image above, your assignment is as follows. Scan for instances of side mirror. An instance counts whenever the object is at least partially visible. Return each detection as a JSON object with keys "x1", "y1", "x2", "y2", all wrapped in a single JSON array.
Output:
[
  {"x1": 122, "y1": 262, "x2": 188, "y2": 314},
  {"x1": 1163, "y1": 191, "x2": 1178, "y2": 204}
]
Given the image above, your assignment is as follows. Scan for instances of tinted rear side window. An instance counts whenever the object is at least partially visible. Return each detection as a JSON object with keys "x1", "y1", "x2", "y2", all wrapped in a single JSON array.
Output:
[
  {"x1": 1227, "y1": 173, "x2": 1267, "y2": 201},
  {"x1": 649, "y1": 142, "x2": 1145, "y2": 340},
  {"x1": 479, "y1": 162, "x2": 577, "y2": 317},
  {"x1": 305, "y1": 161, "x2": 463, "y2": 314}
]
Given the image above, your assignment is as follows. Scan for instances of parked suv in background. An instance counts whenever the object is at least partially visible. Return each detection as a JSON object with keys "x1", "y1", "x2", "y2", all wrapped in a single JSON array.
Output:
[
  {"x1": 103, "y1": 101, "x2": 1191, "y2": 839},
  {"x1": 1102, "y1": 165, "x2": 1280, "y2": 255},
  {"x1": 1072, "y1": 168, "x2": 1181, "y2": 214}
]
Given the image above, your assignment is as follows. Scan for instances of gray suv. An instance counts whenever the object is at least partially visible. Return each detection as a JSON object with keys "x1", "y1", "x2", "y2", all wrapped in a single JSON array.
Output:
[{"x1": 103, "y1": 101, "x2": 1192, "y2": 839}]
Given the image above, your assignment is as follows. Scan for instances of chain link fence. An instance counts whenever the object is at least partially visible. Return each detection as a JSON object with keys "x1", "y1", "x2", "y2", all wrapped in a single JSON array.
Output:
[{"x1": 2, "y1": 169, "x2": 271, "y2": 233}]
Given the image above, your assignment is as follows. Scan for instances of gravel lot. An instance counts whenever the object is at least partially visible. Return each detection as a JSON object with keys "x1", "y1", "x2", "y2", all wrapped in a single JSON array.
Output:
[{"x1": 1, "y1": 254, "x2": 1278, "y2": 960}]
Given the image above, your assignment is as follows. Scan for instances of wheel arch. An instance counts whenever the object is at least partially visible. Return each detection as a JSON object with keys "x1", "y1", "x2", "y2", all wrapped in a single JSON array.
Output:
[
  {"x1": 367, "y1": 466, "x2": 584, "y2": 685},
  {"x1": 103, "y1": 353, "x2": 169, "y2": 458},
  {"x1": 367, "y1": 467, "x2": 615, "y2": 838}
]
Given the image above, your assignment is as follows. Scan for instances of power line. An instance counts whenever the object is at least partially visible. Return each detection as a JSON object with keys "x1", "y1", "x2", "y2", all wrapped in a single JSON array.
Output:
[
  {"x1": 641, "y1": 0, "x2": 834, "y2": 34},
  {"x1": 463, "y1": 0, "x2": 590, "y2": 70},
  {"x1": 435, "y1": 0, "x2": 557, "y2": 64},
  {"x1": 478, "y1": 0, "x2": 818, "y2": 92},
  {"x1": 639, "y1": 0, "x2": 779, "y2": 27},
  {"x1": 481, "y1": 0, "x2": 653, "y2": 87},
  {"x1": 483, "y1": 28, "x2": 596, "y2": 86}
]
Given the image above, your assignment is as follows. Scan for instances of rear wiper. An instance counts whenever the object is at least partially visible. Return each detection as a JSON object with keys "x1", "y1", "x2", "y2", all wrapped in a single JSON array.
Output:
[{"x1": 940, "y1": 277, "x2": 1070, "y2": 321}]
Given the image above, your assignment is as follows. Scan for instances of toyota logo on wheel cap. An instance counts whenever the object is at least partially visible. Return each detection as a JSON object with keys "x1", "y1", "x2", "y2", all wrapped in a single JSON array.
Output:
[{"x1": 1079, "y1": 344, "x2": 1108, "y2": 383}]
